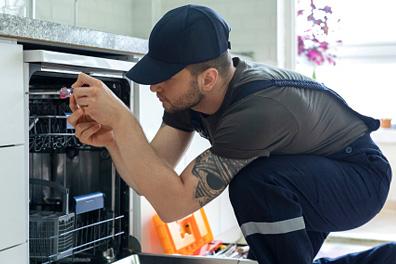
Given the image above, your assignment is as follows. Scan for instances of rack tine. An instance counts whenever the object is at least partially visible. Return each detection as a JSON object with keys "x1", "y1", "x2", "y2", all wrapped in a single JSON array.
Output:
[{"x1": 29, "y1": 117, "x2": 39, "y2": 131}]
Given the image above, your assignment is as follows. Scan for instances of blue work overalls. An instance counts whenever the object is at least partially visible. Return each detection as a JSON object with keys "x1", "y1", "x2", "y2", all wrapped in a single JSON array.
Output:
[{"x1": 191, "y1": 79, "x2": 395, "y2": 264}]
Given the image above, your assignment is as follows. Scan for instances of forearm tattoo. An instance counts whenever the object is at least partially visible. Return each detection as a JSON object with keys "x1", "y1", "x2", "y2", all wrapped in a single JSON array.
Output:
[{"x1": 192, "y1": 149, "x2": 255, "y2": 207}]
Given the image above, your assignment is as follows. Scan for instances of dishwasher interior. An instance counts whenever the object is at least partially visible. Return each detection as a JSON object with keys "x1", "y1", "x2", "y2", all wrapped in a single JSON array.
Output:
[{"x1": 28, "y1": 69, "x2": 135, "y2": 263}]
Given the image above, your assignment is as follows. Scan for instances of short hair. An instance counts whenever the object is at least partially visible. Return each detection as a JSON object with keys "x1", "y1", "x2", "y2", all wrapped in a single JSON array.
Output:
[{"x1": 187, "y1": 51, "x2": 232, "y2": 78}]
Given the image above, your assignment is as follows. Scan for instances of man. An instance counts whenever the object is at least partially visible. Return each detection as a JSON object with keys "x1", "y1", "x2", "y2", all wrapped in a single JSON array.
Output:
[{"x1": 67, "y1": 4, "x2": 395, "y2": 264}]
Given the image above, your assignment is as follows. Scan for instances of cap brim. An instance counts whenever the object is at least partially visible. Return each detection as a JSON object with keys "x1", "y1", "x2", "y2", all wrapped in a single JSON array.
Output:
[{"x1": 126, "y1": 54, "x2": 186, "y2": 85}]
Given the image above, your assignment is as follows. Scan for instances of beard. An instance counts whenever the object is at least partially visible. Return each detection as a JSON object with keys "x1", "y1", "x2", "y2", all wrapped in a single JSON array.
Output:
[{"x1": 164, "y1": 78, "x2": 203, "y2": 113}]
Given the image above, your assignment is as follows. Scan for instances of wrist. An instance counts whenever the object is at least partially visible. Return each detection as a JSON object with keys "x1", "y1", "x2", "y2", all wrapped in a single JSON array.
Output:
[
  {"x1": 106, "y1": 138, "x2": 118, "y2": 152},
  {"x1": 112, "y1": 108, "x2": 134, "y2": 134}
]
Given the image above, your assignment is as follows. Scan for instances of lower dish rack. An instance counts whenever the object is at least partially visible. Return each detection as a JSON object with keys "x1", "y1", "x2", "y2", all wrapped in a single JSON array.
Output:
[
  {"x1": 30, "y1": 211, "x2": 75, "y2": 263},
  {"x1": 29, "y1": 212, "x2": 125, "y2": 264}
]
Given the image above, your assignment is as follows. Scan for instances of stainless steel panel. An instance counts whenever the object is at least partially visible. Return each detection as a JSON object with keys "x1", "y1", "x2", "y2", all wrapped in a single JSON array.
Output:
[
  {"x1": 113, "y1": 253, "x2": 258, "y2": 264},
  {"x1": 24, "y1": 50, "x2": 135, "y2": 72}
]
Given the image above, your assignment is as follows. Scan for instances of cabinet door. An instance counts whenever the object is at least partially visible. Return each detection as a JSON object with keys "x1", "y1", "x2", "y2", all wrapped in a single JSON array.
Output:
[
  {"x1": 0, "y1": 146, "x2": 27, "y2": 250},
  {"x1": 0, "y1": 42, "x2": 24, "y2": 146},
  {"x1": 0, "y1": 243, "x2": 28, "y2": 264}
]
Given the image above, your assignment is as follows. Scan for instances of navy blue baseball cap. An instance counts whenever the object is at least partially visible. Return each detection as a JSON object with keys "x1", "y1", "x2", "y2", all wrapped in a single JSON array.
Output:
[{"x1": 126, "y1": 5, "x2": 231, "y2": 85}]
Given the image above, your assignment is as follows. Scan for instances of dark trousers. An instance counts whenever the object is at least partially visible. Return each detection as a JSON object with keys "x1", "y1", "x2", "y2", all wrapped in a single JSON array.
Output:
[{"x1": 229, "y1": 134, "x2": 394, "y2": 264}]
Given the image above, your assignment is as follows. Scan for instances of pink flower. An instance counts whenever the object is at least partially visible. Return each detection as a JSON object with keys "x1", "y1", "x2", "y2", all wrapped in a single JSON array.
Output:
[
  {"x1": 307, "y1": 49, "x2": 325, "y2": 65},
  {"x1": 297, "y1": 0, "x2": 341, "y2": 67},
  {"x1": 298, "y1": 36, "x2": 305, "y2": 55},
  {"x1": 319, "y1": 41, "x2": 328, "y2": 50}
]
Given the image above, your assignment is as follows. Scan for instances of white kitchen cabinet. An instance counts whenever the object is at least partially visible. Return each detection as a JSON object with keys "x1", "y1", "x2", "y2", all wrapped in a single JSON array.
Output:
[
  {"x1": 0, "y1": 42, "x2": 24, "y2": 146},
  {"x1": 0, "y1": 145, "x2": 27, "y2": 251},
  {"x1": 0, "y1": 243, "x2": 28, "y2": 264}
]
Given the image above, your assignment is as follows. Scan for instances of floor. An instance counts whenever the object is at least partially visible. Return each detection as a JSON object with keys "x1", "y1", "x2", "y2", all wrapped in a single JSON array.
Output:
[
  {"x1": 315, "y1": 207, "x2": 396, "y2": 259},
  {"x1": 315, "y1": 242, "x2": 372, "y2": 260}
]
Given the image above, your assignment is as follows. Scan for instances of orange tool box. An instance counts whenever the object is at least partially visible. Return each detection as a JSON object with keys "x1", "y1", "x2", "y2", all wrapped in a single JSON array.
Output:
[{"x1": 152, "y1": 208, "x2": 215, "y2": 255}]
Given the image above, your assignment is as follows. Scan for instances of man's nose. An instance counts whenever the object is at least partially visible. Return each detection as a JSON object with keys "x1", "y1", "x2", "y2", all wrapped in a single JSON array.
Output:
[{"x1": 150, "y1": 83, "x2": 163, "y2": 93}]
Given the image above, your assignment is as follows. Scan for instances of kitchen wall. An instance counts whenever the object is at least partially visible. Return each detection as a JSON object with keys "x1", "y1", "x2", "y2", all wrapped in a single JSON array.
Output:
[
  {"x1": 33, "y1": 0, "x2": 135, "y2": 36},
  {"x1": 131, "y1": 0, "x2": 278, "y2": 63},
  {"x1": 23, "y1": 0, "x2": 293, "y2": 65}
]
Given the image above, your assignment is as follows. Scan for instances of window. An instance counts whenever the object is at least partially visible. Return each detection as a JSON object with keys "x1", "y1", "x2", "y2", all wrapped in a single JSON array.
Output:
[{"x1": 296, "y1": 0, "x2": 396, "y2": 120}]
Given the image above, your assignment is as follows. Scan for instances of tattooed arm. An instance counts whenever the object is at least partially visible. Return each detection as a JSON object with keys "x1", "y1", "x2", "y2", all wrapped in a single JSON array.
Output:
[
  {"x1": 139, "y1": 147, "x2": 255, "y2": 222},
  {"x1": 190, "y1": 149, "x2": 255, "y2": 207},
  {"x1": 148, "y1": 124, "x2": 254, "y2": 219},
  {"x1": 75, "y1": 106, "x2": 253, "y2": 222}
]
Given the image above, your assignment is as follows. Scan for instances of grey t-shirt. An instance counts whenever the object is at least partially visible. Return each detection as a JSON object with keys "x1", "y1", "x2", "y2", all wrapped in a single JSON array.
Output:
[{"x1": 163, "y1": 57, "x2": 368, "y2": 159}]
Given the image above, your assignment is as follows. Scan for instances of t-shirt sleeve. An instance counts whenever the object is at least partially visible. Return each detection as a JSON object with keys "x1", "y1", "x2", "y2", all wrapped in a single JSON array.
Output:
[
  {"x1": 162, "y1": 110, "x2": 194, "y2": 132},
  {"x1": 211, "y1": 96, "x2": 298, "y2": 159}
]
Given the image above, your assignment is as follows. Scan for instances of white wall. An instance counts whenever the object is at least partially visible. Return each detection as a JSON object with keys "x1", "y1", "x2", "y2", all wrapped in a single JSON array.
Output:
[
  {"x1": 34, "y1": 0, "x2": 135, "y2": 36},
  {"x1": 30, "y1": 0, "x2": 294, "y2": 65}
]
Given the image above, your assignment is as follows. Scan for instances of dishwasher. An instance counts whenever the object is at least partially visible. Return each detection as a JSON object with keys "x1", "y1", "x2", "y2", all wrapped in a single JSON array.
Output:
[{"x1": 24, "y1": 49, "x2": 257, "y2": 264}]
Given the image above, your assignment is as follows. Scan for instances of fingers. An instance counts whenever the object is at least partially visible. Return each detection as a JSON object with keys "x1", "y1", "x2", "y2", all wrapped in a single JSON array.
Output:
[
  {"x1": 71, "y1": 72, "x2": 99, "y2": 89},
  {"x1": 70, "y1": 73, "x2": 95, "y2": 111},
  {"x1": 73, "y1": 96, "x2": 92, "y2": 108},
  {"x1": 69, "y1": 94, "x2": 78, "y2": 112},
  {"x1": 67, "y1": 108, "x2": 83, "y2": 127},
  {"x1": 75, "y1": 122, "x2": 101, "y2": 142},
  {"x1": 73, "y1": 86, "x2": 94, "y2": 98}
]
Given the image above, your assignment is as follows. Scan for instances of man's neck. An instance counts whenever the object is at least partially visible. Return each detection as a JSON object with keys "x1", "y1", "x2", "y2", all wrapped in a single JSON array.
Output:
[{"x1": 192, "y1": 65, "x2": 236, "y2": 115}]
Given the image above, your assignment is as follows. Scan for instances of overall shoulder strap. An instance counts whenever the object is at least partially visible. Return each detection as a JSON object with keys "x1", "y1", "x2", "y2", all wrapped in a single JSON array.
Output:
[
  {"x1": 231, "y1": 80, "x2": 276, "y2": 105},
  {"x1": 233, "y1": 78, "x2": 379, "y2": 132}
]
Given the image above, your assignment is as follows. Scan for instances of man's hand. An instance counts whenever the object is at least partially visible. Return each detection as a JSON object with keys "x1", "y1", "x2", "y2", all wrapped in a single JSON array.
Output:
[
  {"x1": 70, "y1": 73, "x2": 129, "y2": 130},
  {"x1": 67, "y1": 93, "x2": 115, "y2": 148}
]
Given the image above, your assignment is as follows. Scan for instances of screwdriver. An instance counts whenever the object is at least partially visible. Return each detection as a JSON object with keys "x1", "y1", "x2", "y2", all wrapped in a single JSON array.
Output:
[{"x1": 59, "y1": 87, "x2": 73, "y2": 99}]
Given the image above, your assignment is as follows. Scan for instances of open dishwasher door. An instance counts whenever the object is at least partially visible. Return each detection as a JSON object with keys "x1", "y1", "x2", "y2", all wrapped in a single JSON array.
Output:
[{"x1": 114, "y1": 253, "x2": 258, "y2": 264}]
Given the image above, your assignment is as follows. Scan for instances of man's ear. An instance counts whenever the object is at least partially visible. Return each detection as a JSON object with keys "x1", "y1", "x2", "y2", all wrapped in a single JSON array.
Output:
[{"x1": 199, "y1": 68, "x2": 218, "y2": 93}]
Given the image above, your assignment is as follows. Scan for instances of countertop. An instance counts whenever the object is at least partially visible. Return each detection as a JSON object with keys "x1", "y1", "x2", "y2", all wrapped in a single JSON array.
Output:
[{"x1": 0, "y1": 13, "x2": 148, "y2": 56}]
